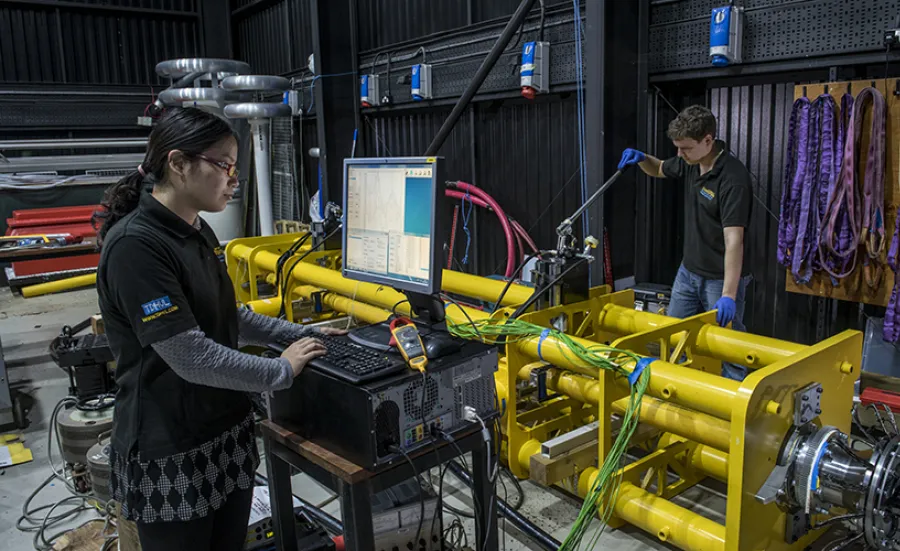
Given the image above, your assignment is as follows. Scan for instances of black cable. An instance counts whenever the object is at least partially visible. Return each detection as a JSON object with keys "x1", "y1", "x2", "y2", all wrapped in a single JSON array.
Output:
[
  {"x1": 275, "y1": 233, "x2": 312, "y2": 295},
  {"x1": 813, "y1": 513, "x2": 865, "y2": 529},
  {"x1": 538, "y1": 0, "x2": 546, "y2": 42},
  {"x1": 886, "y1": 43, "x2": 892, "y2": 82},
  {"x1": 491, "y1": 251, "x2": 541, "y2": 314},
  {"x1": 389, "y1": 445, "x2": 425, "y2": 549},
  {"x1": 386, "y1": 52, "x2": 394, "y2": 101},
  {"x1": 510, "y1": 257, "x2": 588, "y2": 319},
  {"x1": 278, "y1": 225, "x2": 341, "y2": 318},
  {"x1": 440, "y1": 294, "x2": 483, "y2": 340},
  {"x1": 391, "y1": 299, "x2": 409, "y2": 318}
]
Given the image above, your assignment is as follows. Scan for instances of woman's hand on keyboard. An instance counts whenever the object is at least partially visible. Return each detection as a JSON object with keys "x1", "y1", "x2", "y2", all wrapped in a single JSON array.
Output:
[
  {"x1": 316, "y1": 327, "x2": 348, "y2": 336},
  {"x1": 282, "y1": 337, "x2": 328, "y2": 377}
]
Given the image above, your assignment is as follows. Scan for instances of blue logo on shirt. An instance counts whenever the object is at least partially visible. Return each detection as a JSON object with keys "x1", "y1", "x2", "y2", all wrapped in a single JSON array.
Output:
[{"x1": 141, "y1": 296, "x2": 173, "y2": 316}]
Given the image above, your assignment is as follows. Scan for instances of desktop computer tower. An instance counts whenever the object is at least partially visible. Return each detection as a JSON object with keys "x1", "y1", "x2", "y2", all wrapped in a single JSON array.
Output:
[{"x1": 268, "y1": 339, "x2": 498, "y2": 470}]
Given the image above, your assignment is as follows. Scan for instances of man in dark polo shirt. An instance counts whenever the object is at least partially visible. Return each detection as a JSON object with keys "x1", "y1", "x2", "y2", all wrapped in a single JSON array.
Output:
[{"x1": 618, "y1": 105, "x2": 753, "y2": 380}]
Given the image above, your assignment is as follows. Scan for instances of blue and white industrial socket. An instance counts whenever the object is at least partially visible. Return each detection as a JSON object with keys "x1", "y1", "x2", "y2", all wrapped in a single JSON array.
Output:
[
  {"x1": 411, "y1": 63, "x2": 433, "y2": 101},
  {"x1": 710, "y1": 6, "x2": 743, "y2": 67}
]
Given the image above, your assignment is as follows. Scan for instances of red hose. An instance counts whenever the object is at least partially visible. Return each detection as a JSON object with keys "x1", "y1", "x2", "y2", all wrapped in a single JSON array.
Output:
[
  {"x1": 448, "y1": 183, "x2": 516, "y2": 277},
  {"x1": 511, "y1": 219, "x2": 539, "y2": 254},
  {"x1": 513, "y1": 224, "x2": 525, "y2": 264},
  {"x1": 445, "y1": 192, "x2": 538, "y2": 255},
  {"x1": 446, "y1": 190, "x2": 525, "y2": 261},
  {"x1": 446, "y1": 189, "x2": 488, "y2": 209}
]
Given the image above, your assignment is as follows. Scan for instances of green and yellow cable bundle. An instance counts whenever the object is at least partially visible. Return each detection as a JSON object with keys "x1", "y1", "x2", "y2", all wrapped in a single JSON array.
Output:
[{"x1": 447, "y1": 316, "x2": 651, "y2": 551}]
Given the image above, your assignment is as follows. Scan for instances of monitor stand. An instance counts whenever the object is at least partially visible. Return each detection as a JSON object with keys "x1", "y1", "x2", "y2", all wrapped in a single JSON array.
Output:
[{"x1": 347, "y1": 291, "x2": 462, "y2": 358}]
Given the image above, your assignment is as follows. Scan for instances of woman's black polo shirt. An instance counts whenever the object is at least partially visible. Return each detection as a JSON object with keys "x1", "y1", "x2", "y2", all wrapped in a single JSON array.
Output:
[{"x1": 97, "y1": 192, "x2": 248, "y2": 460}]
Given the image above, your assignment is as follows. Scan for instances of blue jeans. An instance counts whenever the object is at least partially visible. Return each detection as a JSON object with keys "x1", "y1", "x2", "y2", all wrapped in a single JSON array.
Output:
[{"x1": 667, "y1": 264, "x2": 752, "y2": 380}]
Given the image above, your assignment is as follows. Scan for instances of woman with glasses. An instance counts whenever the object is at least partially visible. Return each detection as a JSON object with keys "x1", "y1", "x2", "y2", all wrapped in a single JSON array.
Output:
[{"x1": 93, "y1": 107, "x2": 342, "y2": 550}]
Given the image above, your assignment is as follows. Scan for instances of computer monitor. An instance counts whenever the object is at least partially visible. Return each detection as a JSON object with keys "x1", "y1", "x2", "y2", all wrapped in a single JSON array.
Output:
[{"x1": 342, "y1": 157, "x2": 444, "y2": 299}]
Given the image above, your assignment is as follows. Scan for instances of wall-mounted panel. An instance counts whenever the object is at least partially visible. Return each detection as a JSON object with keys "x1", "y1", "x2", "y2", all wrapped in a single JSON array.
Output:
[
  {"x1": 649, "y1": 0, "x2": 900, "y2": 74},
  {"x1": 358, "y1": 8, "x2": 581, "y2": 108}
]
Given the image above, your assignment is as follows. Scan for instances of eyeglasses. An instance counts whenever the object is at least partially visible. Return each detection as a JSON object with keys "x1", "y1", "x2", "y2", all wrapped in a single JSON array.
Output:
[{"x1": 193, "y1": 154, "x2": 238, "y2": 178}]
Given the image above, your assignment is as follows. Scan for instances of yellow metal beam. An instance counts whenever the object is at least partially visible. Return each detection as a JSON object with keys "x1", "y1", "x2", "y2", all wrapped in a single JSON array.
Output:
[
  {"x1": 614, "y1": 481, "x2": 726, "y2": 551},
  {"x1": 515, "y1": 336, "x2": 739, "y2": 421},
  {"x1": 597, "y1": 304, "x2": 803, "y2": 368},
  {"x1": 575, "y1": 472, "x2": 726, "y2": 551},
  {"x1": 511, "y1": 363, "x2": 731, "y2": 451},
  {"x1": 659, "y1": 433, "x2": 729, "y2": 483},
  {"x1": 228, "y1": 241, "x2": 531, "y2": 308},
  {"x1": 21, "y1": 273, "x2": 97, "y2": 298}
]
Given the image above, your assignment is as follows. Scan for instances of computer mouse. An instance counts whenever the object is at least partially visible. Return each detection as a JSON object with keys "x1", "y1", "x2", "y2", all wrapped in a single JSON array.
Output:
[{"x1": 424, "y1": 333, "x2": 462, "y2": 359}]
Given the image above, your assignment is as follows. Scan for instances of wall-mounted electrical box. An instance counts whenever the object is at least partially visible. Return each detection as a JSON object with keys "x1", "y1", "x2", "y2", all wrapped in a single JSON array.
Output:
[
  {"x1": 520, "y1": 41, "x2": 549, "y2": 99},
  {"x1": 709, "y1": 6, "x2": 742, "y2": 66},
  {"x1": 360, "y1": 74, "x2": 380, "y2": 107},
  {"x1": 411, "y1": 63, "x2": 433, "y2": 101}
]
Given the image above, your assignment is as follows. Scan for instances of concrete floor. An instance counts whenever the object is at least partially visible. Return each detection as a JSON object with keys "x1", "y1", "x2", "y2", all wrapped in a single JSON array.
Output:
[{"x1": 0, "y1": 286, "x2": 722, "y2": 551}]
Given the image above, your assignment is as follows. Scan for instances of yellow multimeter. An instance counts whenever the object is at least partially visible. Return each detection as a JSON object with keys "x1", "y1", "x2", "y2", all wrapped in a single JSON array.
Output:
[{"x1": 390, "y1": 323, "x2": 429, "y2": 372}]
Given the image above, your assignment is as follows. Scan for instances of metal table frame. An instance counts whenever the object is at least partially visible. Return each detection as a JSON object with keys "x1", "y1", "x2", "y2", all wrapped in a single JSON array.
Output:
[{"x1": 261, "y1": 420, "x2": 498, "y2": 551}]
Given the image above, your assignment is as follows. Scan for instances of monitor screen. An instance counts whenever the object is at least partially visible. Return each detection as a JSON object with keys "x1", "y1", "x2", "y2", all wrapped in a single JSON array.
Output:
[{"x1": 342, "y1": 158, "x2": 442, "y2": 294}]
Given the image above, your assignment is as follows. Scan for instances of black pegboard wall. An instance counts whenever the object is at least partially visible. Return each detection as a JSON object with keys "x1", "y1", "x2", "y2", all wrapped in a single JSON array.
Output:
[
  {"x1": 358, "y1": 10, "x2": 583, "y2": 107},
  {"x1": 649, "y1": 0, "x2": 900, "y2": 73}
]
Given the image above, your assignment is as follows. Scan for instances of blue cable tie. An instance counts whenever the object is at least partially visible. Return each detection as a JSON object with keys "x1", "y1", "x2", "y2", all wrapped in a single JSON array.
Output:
[
  {"x1": 628, "y1": 357, "x2": 653, "y2": 386},
  {"x1": 537, "y1": 328, "x2": 552, "y2": 362}
]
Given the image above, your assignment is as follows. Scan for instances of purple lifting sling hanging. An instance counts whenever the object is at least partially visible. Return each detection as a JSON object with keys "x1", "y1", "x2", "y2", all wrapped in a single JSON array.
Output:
[
  {"x1": 820, "y1": 87, "x2": 886, "y2": 281},
  {"x1": 777, "y1": 97, "x2": 810, "y2": 268},
  {"x1": 791, "y1": 94, "x2": 839, "y2": 284}
]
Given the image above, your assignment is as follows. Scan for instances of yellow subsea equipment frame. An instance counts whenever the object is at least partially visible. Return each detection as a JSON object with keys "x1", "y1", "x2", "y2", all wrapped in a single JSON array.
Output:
[{"x1": 225, "y1": 233, "x2": 863, "y2": 551}]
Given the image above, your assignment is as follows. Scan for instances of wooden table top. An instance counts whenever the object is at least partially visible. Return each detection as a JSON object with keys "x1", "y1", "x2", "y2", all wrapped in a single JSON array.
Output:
[
  {"x1": 260, "y1": 419, "x2": 484, "y2": 486},
  {"x1": 260, "y1": 419, "x2": 370, "y2": 484}
]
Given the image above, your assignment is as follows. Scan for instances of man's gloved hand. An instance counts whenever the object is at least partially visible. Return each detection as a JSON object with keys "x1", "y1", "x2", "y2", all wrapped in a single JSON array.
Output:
[
  {"x1": 714, "y1": 296, "x2": 736, "y2": 327},
  {"x1": 618, "y1": 148, "x2": 646, "y2": 170}
]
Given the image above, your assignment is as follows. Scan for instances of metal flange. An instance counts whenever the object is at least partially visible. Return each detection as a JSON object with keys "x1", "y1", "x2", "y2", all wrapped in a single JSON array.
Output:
[
  {"x1": 792, "y1": 425, "x2": 840, "y2": 513},
  {"x1": 155, "y1": 58, "x2": 251, "y2": 78},
  {"x1": 865, "y1": 435, "x2": 900, "y2": 550},
  {"x1": 221, "y1": 75, "x2": 291, "y2": 92},
  {"x1": 224, "y1": 103, "x2": 292, "y2": 119}
]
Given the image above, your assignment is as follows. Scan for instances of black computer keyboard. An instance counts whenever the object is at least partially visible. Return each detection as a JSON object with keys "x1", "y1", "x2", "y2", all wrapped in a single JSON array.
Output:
[{"x1": 270, "y1": 333, "x2": 407, "y2": 385}]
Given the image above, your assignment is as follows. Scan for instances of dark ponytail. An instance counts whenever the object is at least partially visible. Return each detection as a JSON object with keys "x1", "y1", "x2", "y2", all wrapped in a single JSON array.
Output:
[{"x1": 92, "y1": 107, "x2": 236, "y2": 243}]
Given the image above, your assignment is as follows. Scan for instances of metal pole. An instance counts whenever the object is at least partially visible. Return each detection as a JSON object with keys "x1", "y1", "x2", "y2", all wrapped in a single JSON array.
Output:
[
  {"x1": 254, "y1": 473, "x2": 343, "y2": 535},
  {"x1": 0, "y1": 139, "x2": 148, "y2": 151},
  {"x1": 424, "y1": 0, "x2": 538, "y2": 156},
  {"x1": 250, "y1": 119, "x2": 275, "y2": 236}
]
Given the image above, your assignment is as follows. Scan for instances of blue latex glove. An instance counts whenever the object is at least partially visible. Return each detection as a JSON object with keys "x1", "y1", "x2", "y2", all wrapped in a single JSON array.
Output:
[
  {"x1": 617, "y1": 148, "x2": 646, "y2": 170},
  {"x1": 714, "y1": 296, "x2": 736, "y2": 327}
]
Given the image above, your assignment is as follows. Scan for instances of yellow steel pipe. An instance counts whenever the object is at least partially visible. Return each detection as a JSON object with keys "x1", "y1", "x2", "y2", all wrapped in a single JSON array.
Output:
[
  {"x1": 512, "y1": 363, "x2": 731, "y2": 452},
  {"x1": 21, "y1": 273, "x2": 97, "y2": 298},
  {"x1": 613, "y1": 396, "x2": 730, "y2": 453},
  {"x1": 613, "y1": 481, "x2": 726, "y2": 551},
  {"x1": 515, "y1": 337, "x2": 739, "y2": 421},
  {"x1": 577, "y1": 470, "x2": 725, "y2": 551},
  {"x1": 597, "y1": 305, "x2": 803, "y2": 368},
  {"x1": 230, "y1": 238, "x2": 805, "y2": 370},
  {"x1": 228, "y1": 242, "x2": 531, "y2": 307},
  {"x1": 658, "y1": 433, "x2": 729, "y2": 483}
]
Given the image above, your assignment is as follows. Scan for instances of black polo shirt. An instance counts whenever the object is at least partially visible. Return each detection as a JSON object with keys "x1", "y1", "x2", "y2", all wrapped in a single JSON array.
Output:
[
  {"x1": 97, "y1": 192, "x2": 248, "y2": 460},
  {"x1": 662, "y1": 140, "x2": 753, "y2": 279}
]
